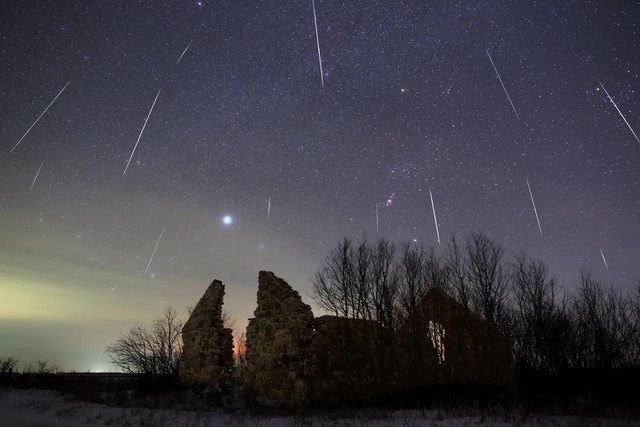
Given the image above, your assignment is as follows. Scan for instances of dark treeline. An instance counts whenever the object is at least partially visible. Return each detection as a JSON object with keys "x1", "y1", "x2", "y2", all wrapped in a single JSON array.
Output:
[{"x1": 312, "y1": 233, "x2": 640, "y2": 396}]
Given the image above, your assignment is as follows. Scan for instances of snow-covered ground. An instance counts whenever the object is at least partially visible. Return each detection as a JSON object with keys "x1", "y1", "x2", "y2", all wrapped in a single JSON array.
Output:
[{"x1": 0, "y1": 387, "x2": 633, "y2": 426}]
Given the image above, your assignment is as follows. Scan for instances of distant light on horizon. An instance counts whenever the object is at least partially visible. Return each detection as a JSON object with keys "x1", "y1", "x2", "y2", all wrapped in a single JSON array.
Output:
[{"x1": 222, "y1": 215, "x2": 233, "y2": 226}]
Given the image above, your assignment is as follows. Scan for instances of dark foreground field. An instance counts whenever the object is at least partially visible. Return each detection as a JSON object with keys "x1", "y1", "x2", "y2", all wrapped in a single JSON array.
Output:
[
  {"x1": 3, "y1": 387, "x2": 638, "y2": 426},
  {"x1": 1, "y1": 371, "x2": 639, "y2": 426}
]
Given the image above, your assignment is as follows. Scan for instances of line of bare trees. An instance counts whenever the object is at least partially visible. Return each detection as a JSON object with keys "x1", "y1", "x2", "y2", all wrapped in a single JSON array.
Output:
[
  {"x1": 0, "y1": 357, "x2": 60, "y2": 374},
  {"x1": 312, "y1": 234, "x2": 640, "y2": 376}
]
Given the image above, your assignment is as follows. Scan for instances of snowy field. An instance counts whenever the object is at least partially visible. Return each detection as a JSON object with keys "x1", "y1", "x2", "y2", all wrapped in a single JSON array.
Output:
[{"x1": 0, "y1": 387, "x2": 634, "y2": 426}]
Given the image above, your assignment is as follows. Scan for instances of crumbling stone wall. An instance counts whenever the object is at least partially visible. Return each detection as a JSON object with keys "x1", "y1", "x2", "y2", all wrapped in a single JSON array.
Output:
[
  {"x1": 179, "y1": 280, "x2": 234, "y2": 388},
  {"x1": 244, "y1": 271, "x2": 314, "y2": 404},
  {"x1": 181, "y1": 271, "x2": 514, "y2": 405},
  {"x1": 242, "y1": 274, "x2": 514, "y2": 405},
  {"x1": 397, "y1": 288, "x2": 514, "y2": 388},
  {"x1": 243, "y1": 272, "x2": 394, "y2": 406},
  {"x1": 308, "y1": 315, "x2": 390, "y2": 404}
]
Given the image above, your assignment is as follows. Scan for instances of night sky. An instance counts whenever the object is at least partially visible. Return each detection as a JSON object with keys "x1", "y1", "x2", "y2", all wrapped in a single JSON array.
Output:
[{"x1": 1, "y1": 1, "x2": 639, "y2": 371}]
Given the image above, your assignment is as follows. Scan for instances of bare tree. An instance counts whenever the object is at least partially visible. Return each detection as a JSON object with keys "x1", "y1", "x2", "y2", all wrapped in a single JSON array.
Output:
[
  {"x1": 312, "y1": 238, "x2": 356, "y2": 319},
  {"x1": 397, "y1": 242, "x2": 426, "y2": 318},
  {"x1": 464, "y1": 233, "x2": 512, "y2": 333},
  {"x1": 511, "y1": 252, "x2": 570, "y2": 371},
  {"x1": 396, "y1": 242, "x2": 431, "y2": 387},
  {"x1": 445, "y1": 236, "x2": 471, "y2": 309},
  {"x1": 369, "y1": 238, "x2": 398, "y2": 330},
  {"x1": 313, "y1": 237, "x2": 400, "y2": 326},
  {"x1": 106, "y1": 306, "x2": 183, "y2": 376},
  {"x1": 630, "y1": 283, "x2": 640, "y2": 365},
  {"x1": 222, "y1": 310, "x2": 236, "y2": 332},
  {"x1": 312, "y1": 237, "x2": 400, "y2": 395},
  {"x1": 37, "y1": 360, "x2": 60, "y2": 374},
  {"x1": 234, "y1": 332, "x2": 247, "y2": 369},
  {"x1": 0, "y1": 357, "x2": 19, "y2": 374},
  {"x1": 573, "y1": 272, "x2": 637, "y2": 369},
  {"x1": 21, "y1": 360, "x2": 59, "y2": 374}
]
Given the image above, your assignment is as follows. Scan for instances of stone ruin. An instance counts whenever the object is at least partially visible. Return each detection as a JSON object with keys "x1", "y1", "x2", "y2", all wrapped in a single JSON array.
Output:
[
  {"x1": 243, "y1": 271, "x2": 315, "y2": 404},
  {"x1": 179, "y1": 271, "x2": 514, "y2": 405},
  {"x1": 397, "y1": 288, "x2": 514, "y2": 389},
  {"x1": 179, "y1": 280, "x2": 234, "y2": 388}
]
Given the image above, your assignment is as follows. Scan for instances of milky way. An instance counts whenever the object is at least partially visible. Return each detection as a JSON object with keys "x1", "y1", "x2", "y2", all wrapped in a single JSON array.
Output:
[{"x1": 1, "y1": 1, "x2": 639, "y2": 370}]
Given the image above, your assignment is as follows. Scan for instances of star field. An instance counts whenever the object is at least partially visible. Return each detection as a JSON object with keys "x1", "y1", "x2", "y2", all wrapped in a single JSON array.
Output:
[{"x1": 1, "y1": 0, "x2": 639, "y2": 370}]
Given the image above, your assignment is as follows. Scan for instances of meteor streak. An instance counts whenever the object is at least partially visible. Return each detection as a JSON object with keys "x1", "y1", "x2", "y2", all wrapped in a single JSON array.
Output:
[
  {"x1": 11, "y1": 82, "x2": 70, "y2": 153},
  {"x1": 124, "y1": 89, "x2": 161, "y2": 175},
  {"x1": 599, "y1": 248, "x2": 609, "y2": 271},
  {"x1": 597, "y1": 80, "x2": 640, "y2": 144},
  {"x1": 526, "y1": 179, "x2": 543, "y2": 236},
  {"x1": 486, "y1": 50, "x2": 519, "y2": 120},
  {"x1": 429, "y1": 188, "x2": 441, "y2": 244},
  {"x1": 177, "y1": 40, "x2": 193, "y2": 64},
  {"x1": 267, "y1": 197, "x2": 271, "y2": 221},
  {"x1": 145, "y1": 225, "x2": 166, "y2": 276},
  {"x1": 376, "y1": 204, "x2": 379, "y2": 233},
  {"x1": 29, "y1": 161, "x2": 44, "y2": 190},
  {"x1": 311, "y1": 0, "x2": 324, "y2": 91}
]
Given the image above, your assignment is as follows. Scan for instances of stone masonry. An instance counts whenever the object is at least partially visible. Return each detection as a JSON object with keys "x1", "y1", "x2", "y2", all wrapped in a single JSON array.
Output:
[
  {"x1": 244, "y1": 271, "x2": 315, "y2": 404},
  {"x1": 179, "y1": 280, "x2": 234, "y2": 388}
]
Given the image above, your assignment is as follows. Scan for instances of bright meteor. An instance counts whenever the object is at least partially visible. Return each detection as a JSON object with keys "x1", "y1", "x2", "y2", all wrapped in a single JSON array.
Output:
[
  {"x1": 124, "y1": 89, "x2": 161, "y2": 176},
  {"x1": 597, "y1": 79, "x2": 640, "y2": 145},
  {"x1": 267, "y1": 197, "x2": 271, "y2": 221},
  {"x1": 29, "y1": 161, "x2": 45, "y2": 190},
  {"x1": 486, "y1": 50, "x2": 519, "y2": 120},
  {"x1": 599, "y1": 248, "x2": 609, "y2": 271},
  {"x1": 311, "y1": 0, "x2": 325, "y2": 91},
  {"x1": 429, "y1": 188, "x2": 441, "y2": 244},
  {"x1": 145, "y1": 225, "x2": 166, "y2": 276},
  {"x1": 526, "y1": 179, "x2": 543, "y2": 237},
  {"x1": 177, "y1": 40, "x2": 193, "y2": 64},
  {"x1": 11, "y1": 82, "x2": 70, "y2": 153}
]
